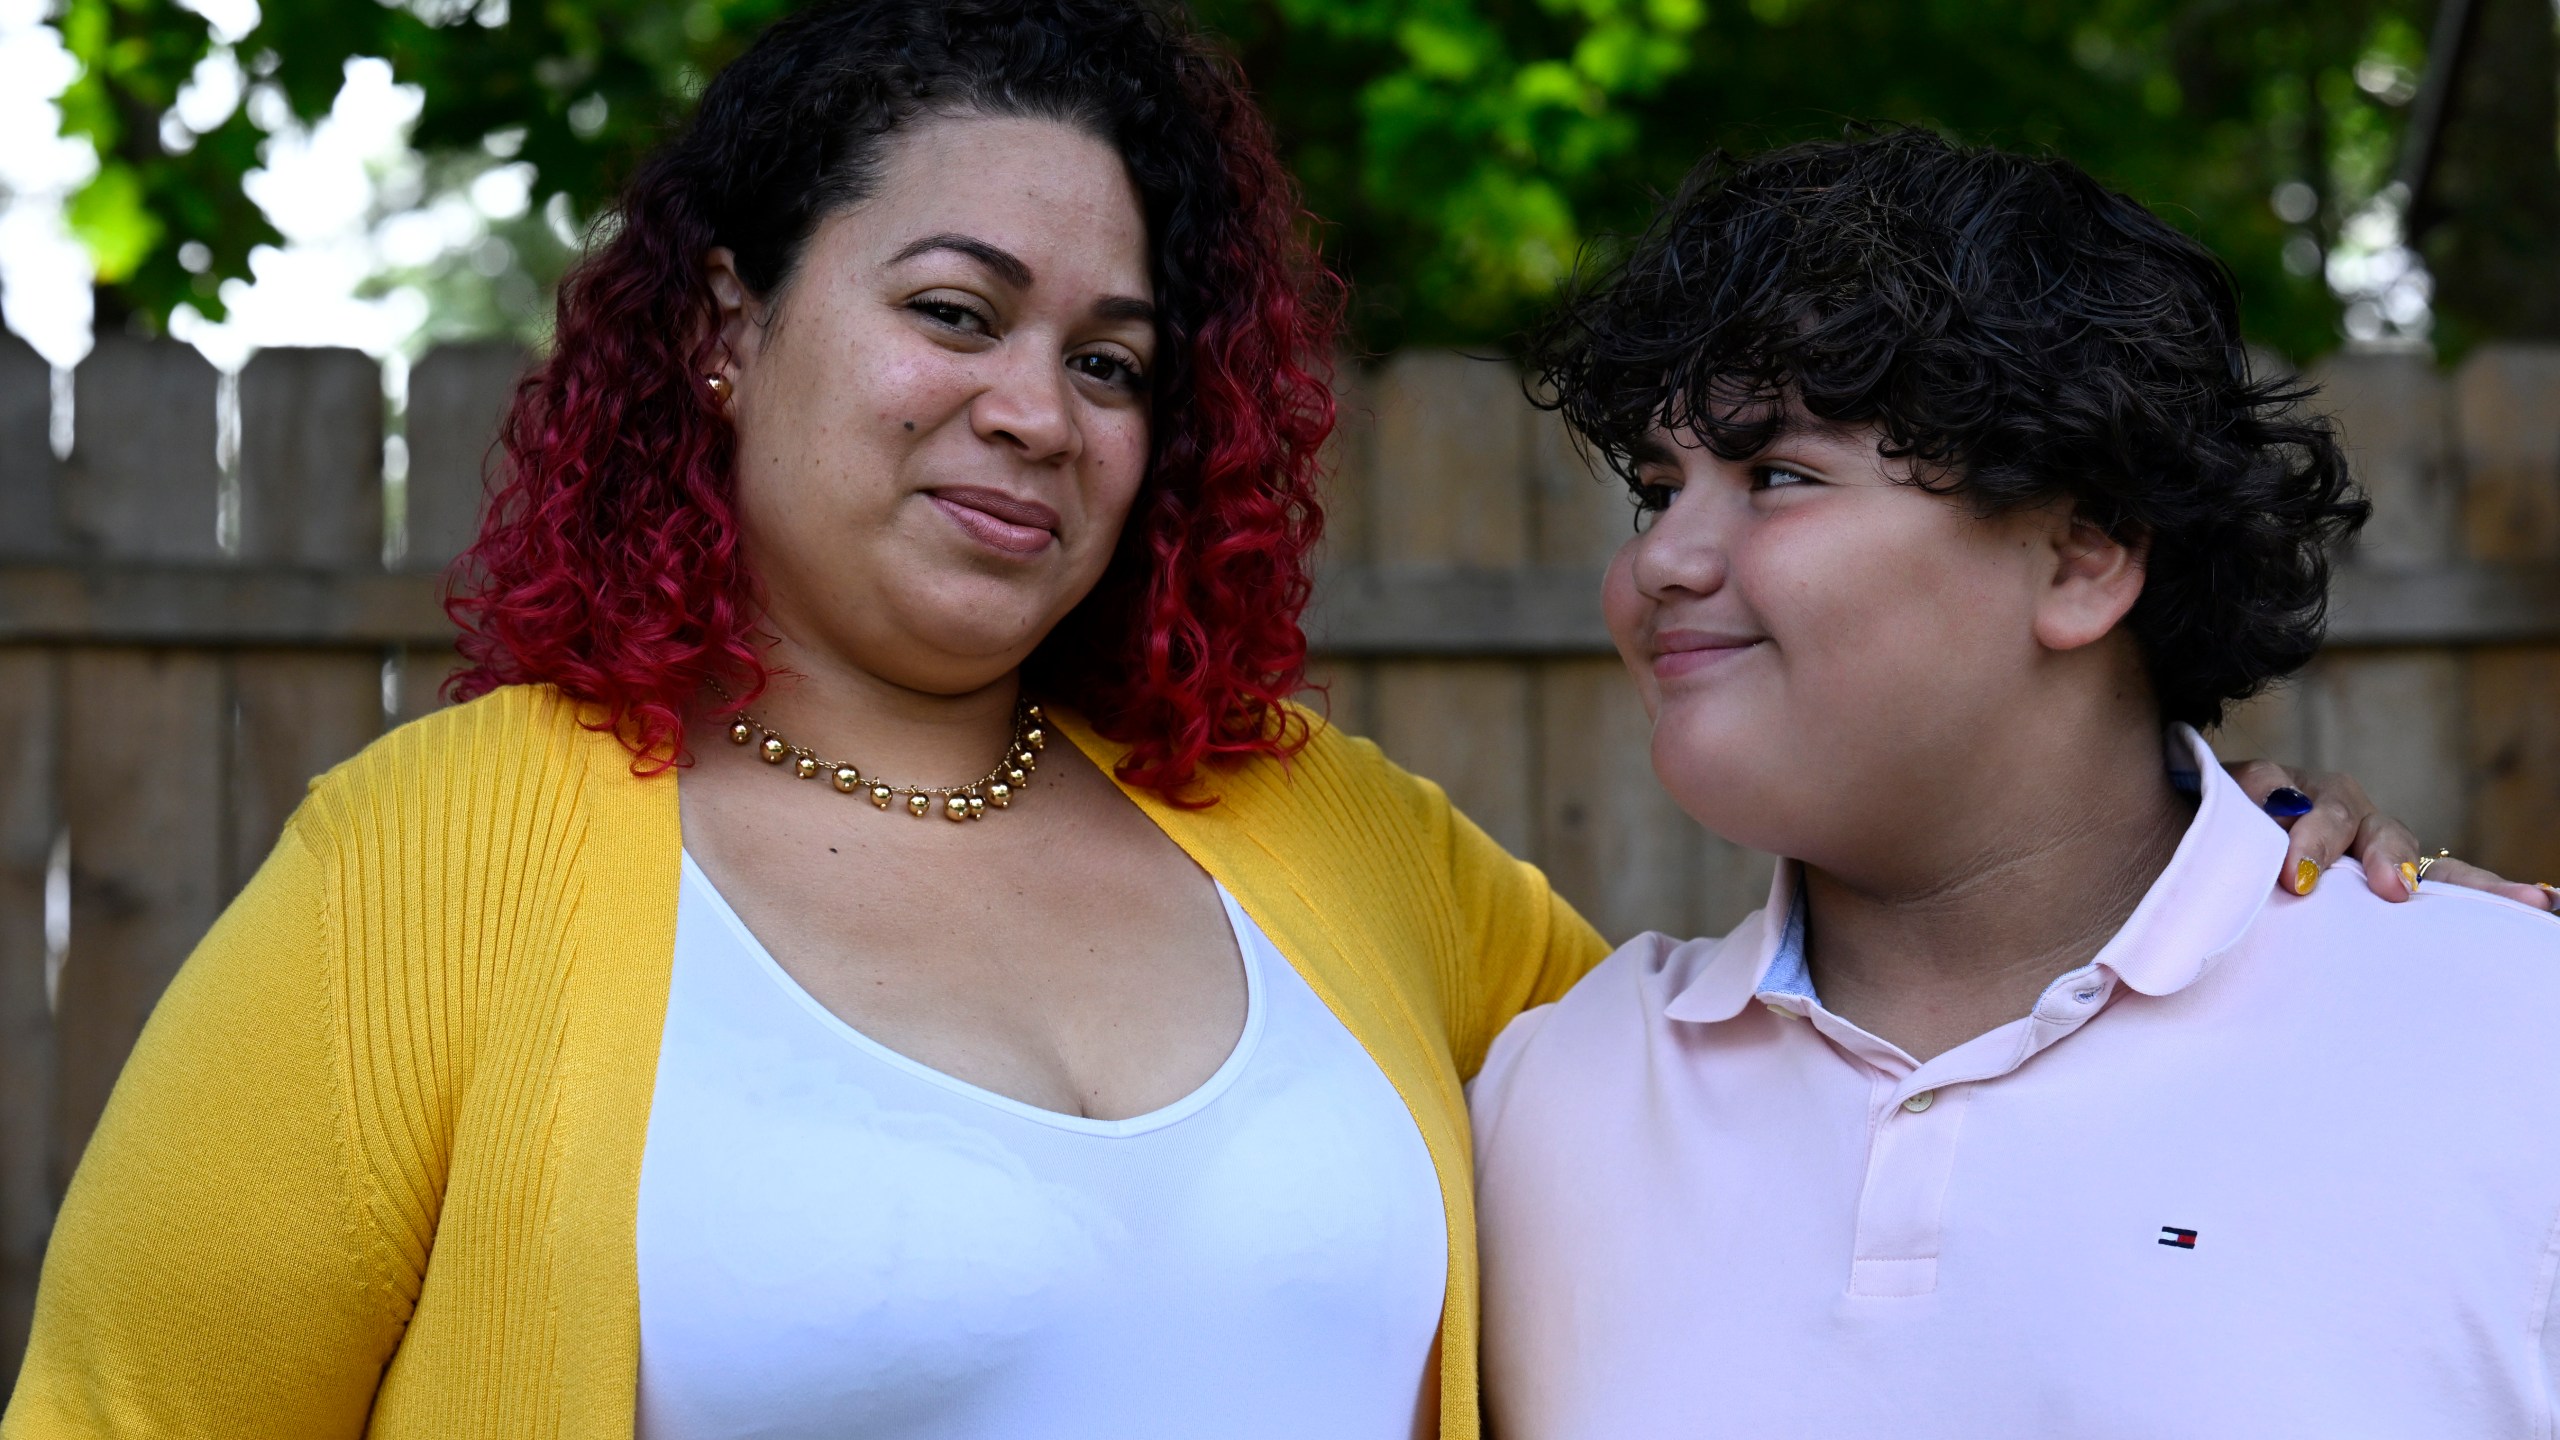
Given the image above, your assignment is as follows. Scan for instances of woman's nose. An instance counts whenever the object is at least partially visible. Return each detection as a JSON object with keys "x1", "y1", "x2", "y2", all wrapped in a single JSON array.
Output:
[{"x1": 970, "y1": 344, "x2": 1079, "y2": 463}]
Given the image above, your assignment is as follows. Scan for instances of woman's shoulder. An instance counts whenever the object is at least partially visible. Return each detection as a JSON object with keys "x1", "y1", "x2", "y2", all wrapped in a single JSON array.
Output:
[
  {"x1": 1214, "y1": 701, "x2": 1457, "y2": 828},
  {"x1": 293, "y1": 682, "x2": 669, "y2": 859}
]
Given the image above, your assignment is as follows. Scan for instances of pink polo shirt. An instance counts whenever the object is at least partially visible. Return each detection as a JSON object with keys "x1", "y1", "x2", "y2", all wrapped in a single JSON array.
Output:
[{"x1": 1472, "y1": 726, "x2": 2560, "y2": 1438}]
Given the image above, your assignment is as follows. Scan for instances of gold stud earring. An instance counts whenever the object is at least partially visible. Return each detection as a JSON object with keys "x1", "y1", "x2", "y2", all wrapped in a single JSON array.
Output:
[{"x1": 705, "y1": 374, "x2": 731, "y2": 399}]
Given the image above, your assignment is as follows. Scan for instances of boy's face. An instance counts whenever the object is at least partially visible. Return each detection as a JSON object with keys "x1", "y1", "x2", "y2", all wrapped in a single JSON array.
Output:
[{"x1": 1602, "y1": 407, "x2": 2144, "y2": 875}]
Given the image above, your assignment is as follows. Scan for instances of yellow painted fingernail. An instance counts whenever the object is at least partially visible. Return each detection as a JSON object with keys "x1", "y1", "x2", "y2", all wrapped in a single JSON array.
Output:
[
  {"x1": 2294, "y1": 858, "x2": 2319, "y2": 896},
  {"x1": 2400, "y1": 861, "x2": 2419, "y2": 893}
]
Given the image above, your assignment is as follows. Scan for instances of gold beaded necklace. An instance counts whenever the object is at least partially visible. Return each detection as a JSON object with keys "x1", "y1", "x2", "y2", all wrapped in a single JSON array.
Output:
[{"x1": 723, "y1": 700, "x2": 1046, "y2": 823}]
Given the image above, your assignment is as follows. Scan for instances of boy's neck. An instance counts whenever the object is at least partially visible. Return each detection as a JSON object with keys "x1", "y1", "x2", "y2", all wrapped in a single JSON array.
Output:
[{"x1": 1800, "y1": 709, "x2": 2197, "y2": 1064}]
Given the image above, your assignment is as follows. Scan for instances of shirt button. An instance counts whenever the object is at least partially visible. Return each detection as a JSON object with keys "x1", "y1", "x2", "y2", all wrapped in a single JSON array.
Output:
[
  {"x1": 1902, "y1": 1089, "x2": 1935, "y2": 1113},
  {"x1": 1763, "y1": 1001, "x2": 1793, "y2": 1018}
]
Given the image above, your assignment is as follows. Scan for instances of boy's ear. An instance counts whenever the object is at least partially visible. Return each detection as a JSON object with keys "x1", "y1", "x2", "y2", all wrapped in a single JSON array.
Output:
[{"x1": 2033, "y1": 510, "x2": 2148, "y2": 653}]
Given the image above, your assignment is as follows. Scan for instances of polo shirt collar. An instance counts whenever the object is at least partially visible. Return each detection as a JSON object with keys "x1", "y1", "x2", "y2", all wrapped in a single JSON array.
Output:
[
  {"x1": 1663, "y1": 724, "x2": 2289, "y2": 1024},
  {"x1": 2087, "y1": 724, "x2": 2288, "y2": 996}
]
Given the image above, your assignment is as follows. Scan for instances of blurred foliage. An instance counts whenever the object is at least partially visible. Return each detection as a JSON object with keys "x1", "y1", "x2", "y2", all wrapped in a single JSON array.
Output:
[
  {"x1": 1195, "y1": 0, "x2": 1706, "y2": 341},
  {"x1": 55, "y1": 0, "x2": 272, "y2": 322},
  {"x1": 40, "y1": 0, "x2": 2560, "y2": 359},
  {"x1": 2418, "y1": 0, "x2": 2560, "y2": 353}
]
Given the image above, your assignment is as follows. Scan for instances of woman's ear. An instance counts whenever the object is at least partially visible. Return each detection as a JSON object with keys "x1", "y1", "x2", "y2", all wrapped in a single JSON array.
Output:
[
  {"x1": 2032, "y1": 510, "x2": 2148, "y2": 653},
  {"x1": 704, "y1": 246, "x2": 761, "y2": 384}
]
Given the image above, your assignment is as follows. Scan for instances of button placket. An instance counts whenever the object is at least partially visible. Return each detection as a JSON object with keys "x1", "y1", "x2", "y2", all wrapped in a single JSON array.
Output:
[{"x1": 1847, "y1": 1081, "x2": 1970, "y2": 1298}]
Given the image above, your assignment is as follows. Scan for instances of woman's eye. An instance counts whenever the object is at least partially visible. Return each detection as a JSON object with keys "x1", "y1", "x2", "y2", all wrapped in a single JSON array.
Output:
[
  {"x1": 911, "y1": 298, "x2": 991, "y2": 334},
  {"x1": 1070, "y1": 351, "x2": 1145, "y2": 389}
]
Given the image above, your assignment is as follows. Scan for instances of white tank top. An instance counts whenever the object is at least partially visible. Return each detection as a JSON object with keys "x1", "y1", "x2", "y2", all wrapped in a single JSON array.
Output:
[{"x1": 635, "y1": 852, "x2": 1448, "y2": 1440}]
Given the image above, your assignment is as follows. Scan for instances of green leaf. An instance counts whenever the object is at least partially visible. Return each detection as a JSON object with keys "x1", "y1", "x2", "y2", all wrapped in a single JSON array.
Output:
[{"x1": 68, "y1": 162, "x2": 163, "y2": 283}]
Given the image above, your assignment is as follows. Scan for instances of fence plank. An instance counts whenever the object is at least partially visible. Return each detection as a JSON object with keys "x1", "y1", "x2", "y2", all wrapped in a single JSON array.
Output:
[
  {"x1": 394, "y1": 643, "x2": 465, "y2": 723},
  {"x1": 1371, "y1": 661, "x2": 1538, "y2": 859},
  {"x1": 2467, "y1": 646, "x2": 2560, "y2": 884},
  {"x1": 1527, "y1": 405, "x2": 1627, "y2": 574},
  {"x1": 1318, "y1": 363, "x2": 1374, "y2": 569},
  {"x1": 229, "y1": 347, "x2": 394, "y2": 896},
  {"x1": 2312, "y1": 351, "x2": 2457, "y2": 567},
  {"x1": 1306, "y1": 567, "x2": 1609, "y2": 654},
  {"x1": 1366, "y1": 352, "x2": 1539, "y2": 860},
  {"x1": 404, "y1": 343, "x2": 524, "y2": 572},
  {"x1": 2457, "y1": 345, "x2": 2560, "y2": 563},
  {"x1": 1370, "y1": 352, "x2": 1528, "y2": 569},
  {"x1": 0, "y1": 650, "x2": 56, "y2": 1390},
  {"x1": 2304, "y1": 651, "x2": 2469, "y2": 852},
  {"x1": 1696, "y1": 836, "x2": 1780, "y2": 939},
  {"x1": 50, "y1": 650, "x2": 227, "y2": 1185},
  {"x1": 0, "y1": 336, "x2": 53, "y2": 558},
  {"x1": 226, "y1": 651, "x2": 383, "y2": 897},
  {"x1": 2211, "y1": 678, "x2": 2311, "y2": 772},
  {"x1": 1301, "y1": 659, "x2": 1372, "y2": 742},
  {"x1": 1536, "y1": 657, "x2": 1696, "y2": 943},
  {"x1": 61, "y1": 338, "x2": 221, "y2": 561},
  {"x1": 238, "y1": 347, "x2": 383, "y2": 567}
]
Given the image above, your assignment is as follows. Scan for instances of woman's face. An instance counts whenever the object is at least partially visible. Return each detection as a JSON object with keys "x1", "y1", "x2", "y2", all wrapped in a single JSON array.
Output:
[
  {"x1": 709, "y1": 114, "x2": 1156, "y2": 696},
  {"x1": 1603, "y1": 412, "x2": 2145, "y2": 870}
]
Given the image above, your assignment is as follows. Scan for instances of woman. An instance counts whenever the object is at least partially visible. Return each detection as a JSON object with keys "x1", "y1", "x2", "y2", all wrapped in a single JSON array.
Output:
[
  {"x1": 0, "y1": 9, "x2": 2474, "y2": 1439},
  {"x1": 1472, "y1": 132, "x2": 2560, "y2": 1438}
]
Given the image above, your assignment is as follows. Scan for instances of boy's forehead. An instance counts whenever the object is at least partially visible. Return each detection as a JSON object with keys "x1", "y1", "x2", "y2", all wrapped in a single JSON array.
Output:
[{"x1": 1633, "y1": 401, "x2": 1879, "y2": 461}]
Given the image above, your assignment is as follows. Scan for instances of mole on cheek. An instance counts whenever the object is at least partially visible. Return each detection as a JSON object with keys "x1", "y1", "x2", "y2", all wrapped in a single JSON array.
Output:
[{"x1": 902, "y1": 420, "x2": 916, "y2": 431}]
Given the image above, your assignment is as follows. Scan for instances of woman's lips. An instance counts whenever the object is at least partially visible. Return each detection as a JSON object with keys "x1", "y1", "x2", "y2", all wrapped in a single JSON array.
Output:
[
  {"x1": 928, "y1": 487, "x2": 1059, "y2": 556},
  {"x1": 1651, "y1": 629, "x2": 1763, "y2": 680}
]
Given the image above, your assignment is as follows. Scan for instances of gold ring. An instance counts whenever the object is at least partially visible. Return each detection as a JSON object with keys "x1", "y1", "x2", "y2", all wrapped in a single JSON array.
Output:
[{"x1": 2413, "y1": 848, "x2": 2454, "y2": 882}]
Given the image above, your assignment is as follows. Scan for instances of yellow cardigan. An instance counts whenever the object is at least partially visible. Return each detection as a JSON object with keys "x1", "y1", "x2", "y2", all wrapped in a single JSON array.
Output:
[{"x1": 6, "y1": 684, "x2": 1604, "y2": 1438}]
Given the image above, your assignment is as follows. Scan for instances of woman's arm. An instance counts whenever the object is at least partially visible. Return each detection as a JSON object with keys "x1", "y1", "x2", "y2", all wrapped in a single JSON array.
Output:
[
  {"x1": 1415, "y1": 780, "x2": 1612, "y2": 1081},
  {"x1": 4, "y1": 822, "x2": 407, "y2": 1437}
]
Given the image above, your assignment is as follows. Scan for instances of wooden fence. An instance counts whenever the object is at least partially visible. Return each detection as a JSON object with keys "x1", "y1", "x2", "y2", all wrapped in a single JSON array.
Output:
[{"x1": 2, "y1": 334, "x2": 2556, "y2": 1386}]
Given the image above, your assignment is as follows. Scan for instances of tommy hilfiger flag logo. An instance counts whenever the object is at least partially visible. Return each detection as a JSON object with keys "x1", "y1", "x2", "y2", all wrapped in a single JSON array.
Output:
[{"x1": 2159, "y1": 1227, "x2": 2198, "y2": 1249}]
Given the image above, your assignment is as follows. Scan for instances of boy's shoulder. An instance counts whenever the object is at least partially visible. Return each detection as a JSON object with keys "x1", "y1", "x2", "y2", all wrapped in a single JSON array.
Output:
[
  {"x1": 2281, "y1": 869, "x2": 2560, "y2": 982},
  {"x1": 2233, "y1": 869, "x2": 2560, "y2": 1079},
  {"x1": 1472, "y1": 916, "x2": 1773, "y2": 1117}
]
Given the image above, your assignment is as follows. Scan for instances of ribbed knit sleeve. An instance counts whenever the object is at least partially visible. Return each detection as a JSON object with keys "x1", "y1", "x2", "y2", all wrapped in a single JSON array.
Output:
[
  {"x1": 3, "y1": 685, "x2": 679, "y2": 1440},
  {"x1": 3, "y1": 820, "x2": 406, "y2": 1437},
  {"x1": 1418, "y1": 773, "x2": 1605, "y2": 1080}
]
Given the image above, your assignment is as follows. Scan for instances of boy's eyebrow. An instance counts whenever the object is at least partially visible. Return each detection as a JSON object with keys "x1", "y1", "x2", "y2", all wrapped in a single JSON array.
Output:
[{"x1": 1627, "y1": 433, "x2": 1679, "y2": 468}]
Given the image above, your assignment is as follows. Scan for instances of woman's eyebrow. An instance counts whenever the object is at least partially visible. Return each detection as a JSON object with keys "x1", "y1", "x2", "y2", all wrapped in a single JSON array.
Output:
[
  {"x1": 1095, "y1": 295, "x2": 1156, "y2": 326},
  {"x1": 891, "y1": 232, "x2": 1153, "y2": 325},
  {"x1": 891, "y1": 232, "x2": 1034, "y2": 288}
]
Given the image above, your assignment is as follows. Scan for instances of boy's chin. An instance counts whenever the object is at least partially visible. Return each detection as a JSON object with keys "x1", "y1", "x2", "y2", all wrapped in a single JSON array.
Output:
[{"x1": 1652, "y1": 762, "x2": 1805, "y2": 860}]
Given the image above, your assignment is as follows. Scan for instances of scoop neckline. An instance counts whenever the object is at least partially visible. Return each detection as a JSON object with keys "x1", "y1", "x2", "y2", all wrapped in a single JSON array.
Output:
[{"x1": 676, "y1": 849, "x2": 1270, "y2": 1138}]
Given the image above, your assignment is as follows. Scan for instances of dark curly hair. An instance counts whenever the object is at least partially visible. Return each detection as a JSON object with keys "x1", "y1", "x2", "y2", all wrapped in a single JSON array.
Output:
[
  {"x1": 450, "y1": 0, "x2": 1338, "y2": 795},
  {"x1": 1527, "y1": 129, "x2": 2369, "y2": 728}
]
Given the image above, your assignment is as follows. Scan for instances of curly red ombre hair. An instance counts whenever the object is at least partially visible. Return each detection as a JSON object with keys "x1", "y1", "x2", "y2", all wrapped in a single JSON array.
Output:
[{"x1": 449, "y1": 0, "x2": 1336, "y2": 796}]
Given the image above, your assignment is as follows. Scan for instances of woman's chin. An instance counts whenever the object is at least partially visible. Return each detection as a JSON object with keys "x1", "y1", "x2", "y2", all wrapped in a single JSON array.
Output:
[{"x1": 879, "y1": 576, "x2": 1090, "y2": 659}]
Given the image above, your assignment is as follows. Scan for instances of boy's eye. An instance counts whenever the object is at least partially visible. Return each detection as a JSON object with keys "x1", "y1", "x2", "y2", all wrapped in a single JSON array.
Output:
[
  {"x1": 1754, "y1": 463, "x2": 1818, "y2": 490},
  {"x1": 1632, "y1": 481, "x2": 1677, "y2": 513}
]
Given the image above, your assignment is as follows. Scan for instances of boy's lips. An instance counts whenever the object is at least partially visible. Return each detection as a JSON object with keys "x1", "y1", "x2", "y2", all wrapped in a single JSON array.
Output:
[{"x1": 1651, "y1": 628, "x2": 1764, "y2": 679}]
